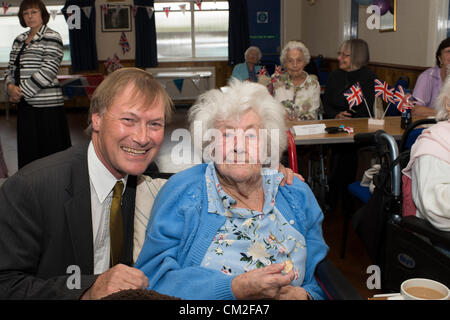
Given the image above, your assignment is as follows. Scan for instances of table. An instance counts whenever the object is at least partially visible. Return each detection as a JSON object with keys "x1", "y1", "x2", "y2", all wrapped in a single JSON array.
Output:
[{"x1": 287, "y1": 117, "x2": 415, "y2": 145}]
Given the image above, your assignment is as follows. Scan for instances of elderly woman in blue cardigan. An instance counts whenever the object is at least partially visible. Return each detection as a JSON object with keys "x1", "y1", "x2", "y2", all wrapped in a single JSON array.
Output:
[
  {"x1": 230, "y1": 46, "x2": 263, "y2": 82},
  {"x1": 135, "y1": 80, "x2": 329, "y2": 300}
]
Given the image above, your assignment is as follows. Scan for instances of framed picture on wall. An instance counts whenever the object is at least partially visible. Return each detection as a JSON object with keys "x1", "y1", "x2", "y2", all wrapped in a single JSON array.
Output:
[{"x1": 101, "y1": 5, "x2": 132, "y2": 32}]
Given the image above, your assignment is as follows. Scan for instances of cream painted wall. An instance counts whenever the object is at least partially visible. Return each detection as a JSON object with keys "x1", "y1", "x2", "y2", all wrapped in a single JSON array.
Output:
[
  {"x1": 358, "y1": 0, "x2": 431, "y2": 67},
  {"x1": 286, "y1": 0, "x2": 448, "y2": 67},
  {"x1": 281, "y1": 0, "x2": 302, "y2": 46},
  {"x1": 96, "y1": 0, "x2": 136, "y2": 61},
  {"x1": 300, "y1": 0, "x2": 341, "y2": 58}
]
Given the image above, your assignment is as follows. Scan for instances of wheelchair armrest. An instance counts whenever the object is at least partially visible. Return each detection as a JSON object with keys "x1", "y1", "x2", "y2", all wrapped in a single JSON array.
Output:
[
  {"x1": 401, "y1": 216, "x2": 450, "y2": 248},
  {"x1": 315, "y1": 258, "x2": 363, "y2": 300}
]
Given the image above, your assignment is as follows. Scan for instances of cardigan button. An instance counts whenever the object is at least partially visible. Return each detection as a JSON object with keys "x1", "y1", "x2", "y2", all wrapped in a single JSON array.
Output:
[{"x1": 289, "y1": 220, "x2": 295, "y2": 225}]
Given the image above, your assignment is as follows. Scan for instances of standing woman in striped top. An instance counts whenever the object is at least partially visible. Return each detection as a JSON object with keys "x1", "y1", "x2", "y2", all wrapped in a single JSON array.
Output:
[{"x1": 5, "y1": 0, "x2": 71, "y2": 169}]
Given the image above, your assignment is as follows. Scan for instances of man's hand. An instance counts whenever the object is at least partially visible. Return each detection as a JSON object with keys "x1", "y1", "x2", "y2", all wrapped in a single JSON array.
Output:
[
  {"x1": 231, "y1": 263, "x2": 295, "y2": 300},
  {"x1": 278, "y1": 163, "x2": 304, "y2": 186},
  {"x1": 81, "y1": 264, "x2": 149, "y2": 300}
]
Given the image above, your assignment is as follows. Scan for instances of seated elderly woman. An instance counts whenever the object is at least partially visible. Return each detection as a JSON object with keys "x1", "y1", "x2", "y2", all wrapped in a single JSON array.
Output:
[
  {"x1": 268, "y1": 41, "x2": 321, "y2": 120},
  {"x1": 323, "y1": 39, "x2": 377, "y2": 119},
  {"x1": 135, "y1": 80, "x2": 329, "y2": 300},
  {"x1": 411, "y1": 37, "x2": 450, "y2": 117},
  {"x1": 403, "y1": 75, "x2": 450, "y2": 232},
  {"x1": 230, "y1": 46, "x2": 263, "y2": 82}
]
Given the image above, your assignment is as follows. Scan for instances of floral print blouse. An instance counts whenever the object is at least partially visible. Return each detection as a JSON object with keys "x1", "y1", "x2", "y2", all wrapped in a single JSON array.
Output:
[
  {"x1": 269, "y1": 70, "x2": 321, "y2": 120},
  {"x1": 200, "y1": 162, "x2": 307, "y2": 286}
]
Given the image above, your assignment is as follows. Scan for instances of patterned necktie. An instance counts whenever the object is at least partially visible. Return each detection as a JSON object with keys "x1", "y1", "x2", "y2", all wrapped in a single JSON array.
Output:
[{"x1": 110, "y1": 181, "x2": 124, "y2": 267}]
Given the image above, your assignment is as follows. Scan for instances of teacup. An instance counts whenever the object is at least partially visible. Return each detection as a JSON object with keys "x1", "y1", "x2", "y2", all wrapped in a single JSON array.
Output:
[{"x1": 400, "y1": 278, "x2": 450, "y2": 300}]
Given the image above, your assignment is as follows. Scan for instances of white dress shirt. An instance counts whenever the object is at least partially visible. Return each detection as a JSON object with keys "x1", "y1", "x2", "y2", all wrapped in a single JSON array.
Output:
[{"x1": 87, "y1": 142, "x2": 127, "y2": 274}]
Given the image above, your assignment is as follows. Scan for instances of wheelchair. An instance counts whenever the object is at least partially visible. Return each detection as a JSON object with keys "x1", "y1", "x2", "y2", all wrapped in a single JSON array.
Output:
[{"x1": 350, "y1": 129, "x2": 450, "y2": 293}]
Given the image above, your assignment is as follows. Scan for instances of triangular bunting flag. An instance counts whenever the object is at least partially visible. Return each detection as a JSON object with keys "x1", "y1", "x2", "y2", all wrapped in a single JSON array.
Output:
[
  {"x1": 191, "y1": 77, "x2": 201, "y2": 91},
  {"x1": 179, "y1": 4, "x2": 186, "y2": 14},
  {"x1": 102, "y1": 4, "x2": 108, "y2": 15},
  {"x1": 146, "y1": 6, "x2": 154, "y2": 19},
  {"x1": 50, "y1": 9, "x2": 58, "y2": 20},
  {"x1": 132, "y1": 5, "x2": 137, "y2": 17},
  {"x1": 173, "y1": 78, "x2": 184, "y2": 93},
  {"x1": 195, "y1": 0, "x2": 202, "y2": 10},
  {"x1": 2, "y1": 1, "x2": 11, "y2": 14},
  {"x1": 163, "y1": 7, "x2": 170, "y2": 18},
  {"x1": 82, "y1": 6, "x2": 92, "y2": 19}
]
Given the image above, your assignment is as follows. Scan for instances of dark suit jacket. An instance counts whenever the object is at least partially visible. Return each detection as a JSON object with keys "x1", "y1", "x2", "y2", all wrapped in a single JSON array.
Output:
[{"x1": 0, "y1": 142, "x2": 136, "y2": 299}]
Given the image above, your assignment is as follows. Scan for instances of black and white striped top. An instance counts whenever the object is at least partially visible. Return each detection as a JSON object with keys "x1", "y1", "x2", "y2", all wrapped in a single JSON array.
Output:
[{"x1": 4, "y1": 24, "x2": 65, "y2": 108}]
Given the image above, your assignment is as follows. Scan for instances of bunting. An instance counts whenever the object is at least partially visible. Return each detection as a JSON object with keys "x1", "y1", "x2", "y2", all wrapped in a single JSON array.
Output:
[
  {"x1": 163, "y1": 7, "x2": 170, "y2": 18},
  {"x1": 195, "y1": 0, "x2": 202, "y2": 10},
  {"x1": 82, "y1": 6, "x2": 92, "y2": 19},
  {"x1": 173, "y1": 78, "x2": 184, "y2": 93},
  {"x1": 50, "y1": 9, "x2": 58, "y2": 20},
  {"x1": 2, "y1": 1, "x2": 10, "y2": 14},
  {"x1": 179, "y1": 4, "x2": 186, "y2": 14}
]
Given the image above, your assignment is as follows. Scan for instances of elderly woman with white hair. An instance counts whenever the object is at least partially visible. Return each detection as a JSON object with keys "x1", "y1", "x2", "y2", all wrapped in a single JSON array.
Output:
[
  {"x1": 135, "y1": 80, "x2": 329, "y2": 300},
  {"x1": 230, "y1": 46, "x2": 263, "y2": 82},
  {"x1": 269, "y1": 40, "x2": 321, "y2": 120},
  {"x1": 402, "y1": 75, "x2": 450, "y2": 232}
]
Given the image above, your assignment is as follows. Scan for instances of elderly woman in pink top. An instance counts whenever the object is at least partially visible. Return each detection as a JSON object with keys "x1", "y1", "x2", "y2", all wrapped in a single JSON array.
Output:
[
  {"x1": 403, "y1": 75, "x2": 450, "y2": 232},
  {"x1": 412, "y1": 38, "x2": 450, "y2": 117}
]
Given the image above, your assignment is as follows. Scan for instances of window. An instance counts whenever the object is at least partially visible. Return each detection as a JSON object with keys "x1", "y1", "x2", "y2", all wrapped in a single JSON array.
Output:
[
  {"x1": 0, "y1": 5, "x2": 70, "y2": 64},
  {"x1": 154, "y1": 1, "x2": 229, "y2": 60}
]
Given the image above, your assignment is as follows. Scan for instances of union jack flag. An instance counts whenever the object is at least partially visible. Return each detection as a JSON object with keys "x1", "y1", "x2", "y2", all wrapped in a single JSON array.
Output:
[
  {"x1": 119, "y1": 32, "x2": 130, "y2": 55},
  {"x1": 393, "y1": 86, "x2": 413, "y2": 112},
  {"x1": 374, "y1": 79, "x2": 394, "y2": 103},
  {"x1": 344, "y1": 82, "x2": 364, "y2": 110},
  {"x1": 257, "y1": 66, "x2": 268, "y2": 77},
  {"x1": 274, "y1": 65, "x2": 283, "y2": 76}
]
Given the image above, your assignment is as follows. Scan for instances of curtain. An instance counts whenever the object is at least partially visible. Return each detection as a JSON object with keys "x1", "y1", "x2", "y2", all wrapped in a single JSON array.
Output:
[
  {"x1": 62, "y1": 0, "x2": 98, "y2": 72},
  {"x1": 134, "y1": 0, "x2": 157, "y2": 68},
  {"x1": 228, "y1": 0, "x2": 250, "y2": 66}
]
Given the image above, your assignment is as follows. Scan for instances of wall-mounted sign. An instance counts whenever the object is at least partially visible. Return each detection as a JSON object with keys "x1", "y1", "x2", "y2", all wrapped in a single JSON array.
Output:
[{"x1": 256, "y1": 11, "x2": 268, "y2": 24}]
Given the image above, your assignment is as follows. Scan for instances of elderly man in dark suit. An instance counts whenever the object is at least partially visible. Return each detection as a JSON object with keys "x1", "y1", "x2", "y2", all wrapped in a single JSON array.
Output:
[{"x1": 0, "y1": 68, "x2": 174, "y2": 299}]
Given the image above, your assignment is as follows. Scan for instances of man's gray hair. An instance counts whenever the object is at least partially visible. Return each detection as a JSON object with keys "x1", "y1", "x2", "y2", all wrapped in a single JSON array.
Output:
[
  {"x1": 188, "y1": 79, "x2": 287, "y2": 164},
  {"x1": 280, "y1": 41, "x2": 311, "y2": 66}
]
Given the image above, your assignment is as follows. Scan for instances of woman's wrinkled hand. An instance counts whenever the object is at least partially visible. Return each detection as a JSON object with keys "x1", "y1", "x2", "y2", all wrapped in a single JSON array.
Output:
[
  {"x1": 278, "y1": 285, "x2": 309, "y2": 300},
  {"x1": 7, "y1": 84, "x2": 22, "y2": 103},
  {"x1": 335, "y1": 111, "x2": 352, "y2": 119},
  {"x1": 231, "y1": 263, "x2": 295, "y2": 300}
]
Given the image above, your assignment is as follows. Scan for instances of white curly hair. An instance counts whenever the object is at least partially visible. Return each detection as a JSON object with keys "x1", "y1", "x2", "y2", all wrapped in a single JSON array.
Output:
[
  {"x1": 188, "y1": 79, "x2": 287, "y2": 165},
  {"x1": 280, "y1": 41, "x2": 311, "y2": 66}
]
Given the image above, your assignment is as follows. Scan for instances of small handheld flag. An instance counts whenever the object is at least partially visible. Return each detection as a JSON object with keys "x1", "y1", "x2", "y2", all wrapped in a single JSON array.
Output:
[
  {"x1": 393, "y1": 86, "x2": 413, "y2": 112},
  {"x1": 374, "y1": 79, "x2": 395, "y2": 103},
  {"x1": 344, "y1": 82, "x2": 364, "y2": 110}
]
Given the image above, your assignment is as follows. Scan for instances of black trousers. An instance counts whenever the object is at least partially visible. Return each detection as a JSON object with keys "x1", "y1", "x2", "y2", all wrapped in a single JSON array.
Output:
[{"x1": 17, "y1": 100, "x2": 72, "y2": 169}]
